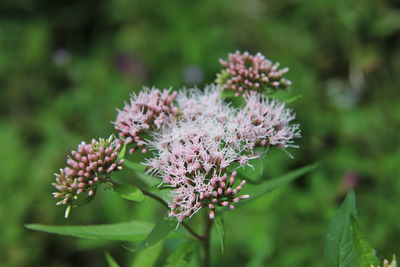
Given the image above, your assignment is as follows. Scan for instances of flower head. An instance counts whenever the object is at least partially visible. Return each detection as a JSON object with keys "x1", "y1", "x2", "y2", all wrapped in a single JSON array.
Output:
[
  {"x1": 146, "y1": 86, "x2": 260, "y2": 221},
  {"x1": 176, "y1": 85, "x2": 229, "y2": 121},
  {"x1": 52, "y1": 136, "x2": 124, "y2": 209},
  {"x1": 236, "y1": 92, "x2": 301, "y2": 149},
  {"x1": 114, "y1": 88, "x2": 178, "y2": 153},
  {"x1": 216, "y1": 51, "x2": 291, "y2": 96},
  {"x1": 143, "y1": 86, "x2": 301, "y2": 221}
]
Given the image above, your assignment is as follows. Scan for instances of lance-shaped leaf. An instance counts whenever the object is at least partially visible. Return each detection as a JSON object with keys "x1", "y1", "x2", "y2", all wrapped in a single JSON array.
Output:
[
  {"x1": 105, "y1": 251, "x2": 120, "y2": 267},
  {"x1": 124, "y1": 160, "x2": 159, "y2": 187},
  {"x1": 113, "y1": 183, "x2": 145, "y2": 202},
  {"x1": 234, "y1": 162, "x2": 319, "y2": 208},
  {"x1": 234, "y1": 155, "x2": 268, "y2": 184},
  {"x1": 25, "y1": 221, "x2": 153, "y2": 242},
  {"x1": 125, "y1": 216, "x2": 176, "y2": 252},
  {"x1": 325, "y1": 191, "x2": 357, "y2": 267},
  {"x1": 117, "y1": 142, "x2": 127, "y2": 160},
  {"x1": 131, "y1": 240, "x2": 164, "y2": 267},
  {"x1": 164, "y1": 241, "x2": 197, "y2": 267},
  {"x1": 350, "y1": 215, "x2": 379, "y2": 267}
]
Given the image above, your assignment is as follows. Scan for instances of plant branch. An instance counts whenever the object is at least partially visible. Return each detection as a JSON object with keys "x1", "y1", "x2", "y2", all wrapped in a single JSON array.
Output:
[
  {"x1": 140, "y1": 189, "x2": 205, "y2": 241},
  {"x1": 202, "y1": 212, "x2": 214, "y2": 267}
]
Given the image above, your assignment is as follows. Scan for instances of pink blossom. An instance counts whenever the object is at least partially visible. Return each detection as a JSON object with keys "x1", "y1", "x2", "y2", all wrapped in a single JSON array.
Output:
[
  {"x1": 176, "y1": 85, "x2": 230, "y2": 121},
  {"x1": 146, "y1": 86, "x2": 258, "y2": 220},
  {"x1": 236, "y1": 92, "x2": 301, "y2": 149},
  {"x1": 113, "y1": 88, "x2": 178, "y2": 153}
]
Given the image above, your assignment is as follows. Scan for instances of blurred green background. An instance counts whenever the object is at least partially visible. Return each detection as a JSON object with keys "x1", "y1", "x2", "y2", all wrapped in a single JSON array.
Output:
[{"x1": 1, "y1": 0, "x2": 399, "y2": 266}]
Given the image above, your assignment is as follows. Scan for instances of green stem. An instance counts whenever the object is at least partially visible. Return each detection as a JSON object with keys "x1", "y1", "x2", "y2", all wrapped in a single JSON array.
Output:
[
  {"x1": 140, "y1": 189, "x2": 205, "y2": 241},
  {"x1": 109, "y1": 178, "x2": 204, "y2": 241},
  {"x1": 203, "y1": 213, "x2": 214, "y2": 267}
]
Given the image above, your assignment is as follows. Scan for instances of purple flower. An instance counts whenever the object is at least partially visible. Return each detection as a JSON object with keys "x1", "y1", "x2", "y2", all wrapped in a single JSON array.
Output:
[
  {"x1": 52, "y1": 136, "x2": 124, "y2": 209},
  {"x1": 216, "y1": 51, "x2": 291, "y2": 96},
  {"x1": 113, "y1": 88, "x2": 178, "y2": 153}
]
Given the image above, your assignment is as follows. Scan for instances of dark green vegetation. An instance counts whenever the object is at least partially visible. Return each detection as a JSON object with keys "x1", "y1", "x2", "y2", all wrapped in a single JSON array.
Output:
[{"x1": 1, "y1": 0, "x2": 399, "y2": 266}]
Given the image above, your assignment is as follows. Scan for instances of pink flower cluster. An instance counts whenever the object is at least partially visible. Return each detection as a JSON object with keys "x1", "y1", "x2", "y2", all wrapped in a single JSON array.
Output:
[
  {"x1": 143, "y1": 85, "x2": 299, "y2": 221},
  {"x1": 176, "y1": 87, "x2": 230, "y2": 121},
  {"x1": 52, "y1": 136, "x2": 124, "y2": 207},
  {"x1": 113, "y1": 88, "x2": 178, "y2": 153},
  {"x1": 237, "y1": 93, "x2": 301, "y2": 149},
  {"x1": 217, "y1": 51, "x2": 291, "y2": 96},
  {"x1": 52, "y1": 52, "x2": 300, "y2": 222}
]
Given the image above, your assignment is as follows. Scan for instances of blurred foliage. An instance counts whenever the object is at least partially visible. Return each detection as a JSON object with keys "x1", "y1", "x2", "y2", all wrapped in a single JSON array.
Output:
[{"x1": 0, "y1": 0, "x2": 399, "y2": 266}]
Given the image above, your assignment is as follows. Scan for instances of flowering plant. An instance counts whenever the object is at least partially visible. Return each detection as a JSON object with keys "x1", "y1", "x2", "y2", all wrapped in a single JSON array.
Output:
[{"x1": 27, "y1": 51, "x2": 317, "y2": 266}]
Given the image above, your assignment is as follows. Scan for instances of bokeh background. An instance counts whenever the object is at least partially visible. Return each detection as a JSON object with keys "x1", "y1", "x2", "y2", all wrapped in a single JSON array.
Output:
[{"x1": 1, "y1": 0, "x2": 400, "y2": 266}]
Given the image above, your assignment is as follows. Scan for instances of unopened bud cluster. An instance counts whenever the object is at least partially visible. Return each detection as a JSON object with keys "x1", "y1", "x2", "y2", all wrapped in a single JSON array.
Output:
[
  {"x1": 216, "y1": 51, "x2": 291, "y2": 96},
  {"x1": 114, "y1": 88, "x2": 178, "y2": 153},
  {"x1": 203, "y1": 172, "x2": 249, "y2": 219},
  {"x1": 52, "y1": 136, "x2": 124, "y2": 206}
]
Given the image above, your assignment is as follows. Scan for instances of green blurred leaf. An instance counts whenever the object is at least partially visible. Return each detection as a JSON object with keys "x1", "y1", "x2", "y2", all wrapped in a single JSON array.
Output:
[
  {"x1": 164, "y1": 241, "x2": 197, "y2": 267},
  {"x1": 25, "y1": 221, "x2": 153, "y2": 242},
  {"x1": 220, "y1": 89, "x2": 236, "y2": 99},
  {"x1": 215, "y1": 216, "x2": 225, "y2": 254},
  {"x1": 237, "y1": 162, "x2": 319, "y2": 207},
  {"x1": 350, "y1": 215, "x2": 379, "y2": 267},
  {"x1": 233, "y1": 152, "x2": 269, "y2": 184},
  {"x1": 285, "y1": 95, "x2": 303, "y2": 104},
  {"x1": 124, "y1": 160, "x2": 160, "y2": 187},
  {"x1": 126, "y1": 216, "x2": 176, "y2": 252},
  {"x1": 118, "y1": 142, "x2": 127, "y2": 160},
  {"x1": 105, "y1": 251, "x2": 120, "y2": 267},
  {"x1": 325, "y1": 191, "x2": 357, "y2": 267},
  {"x1": 124, "y1": 160, "x2": 146, "y2": 172},
  {"x1": 372, "y1": 11, "x2": 400, "y2": 37},
  {"x1": 114, "y1": 183, "x2": 145, "y2": 202},
  {"x1": 130, "y1": 240, "x2": 164, "y2": 267},
  {"x1": 73, "y1": 190, "x2": 97, "y2": 209}
]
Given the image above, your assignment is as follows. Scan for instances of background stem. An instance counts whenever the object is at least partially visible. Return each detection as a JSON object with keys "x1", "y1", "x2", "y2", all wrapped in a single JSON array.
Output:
[{"x1": 203, "y1": 213, "x2": 214, "y2": 267}]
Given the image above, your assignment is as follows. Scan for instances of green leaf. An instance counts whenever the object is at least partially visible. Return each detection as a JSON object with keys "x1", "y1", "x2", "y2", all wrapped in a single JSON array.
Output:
[
  {"x1": 124, "y1": 160, "x2": 146, "y2": 172},
  {"x1": 350, "y1": 215, "x2": 379, "y2": 267},
  {"x1": 220, "y1": 89, "x2": 236, "y2": 99},
  {"x1": 118, "y1": 142, "x2": 127, "y2": 160},
  {"x1": 105, "y1": 251, "x2": 120, "y2": 267},
  {"x1": 233, "y1": 153, "x2": 268, "y2": 184},
  {"x1": 164, "y1": 241, "x2": 197, "y2": 267},
  {"x1": 113, "y1": 183, "x2": 145, "y2": 202},
  {"x1": 25, "y1": 220, "x2": 153, "y2": 242},
  {"x1": 126, "y1": 216, "x2": 176, "y2": 252},
  {"x1": 215, "y1": 216, "x2": 225, "y2": 254},
  {"x1": 285, "y1": 94, "x2": 303, "y2": 104},
  {"x1": 130, "y1": 240, "x2": 164, "y2": 267},
  {"x1": 236, "y1": 162, "x2": 319, "y2": 207},
  {"x1": 325, "y1": 191, "x2": 357, "y2": 267},
  {"x1": 74, "y1": 191, "x2": 97, "y2": 208},
  {"x1": 124, "y1": 160, "x2": 160, "y2": 187}
]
